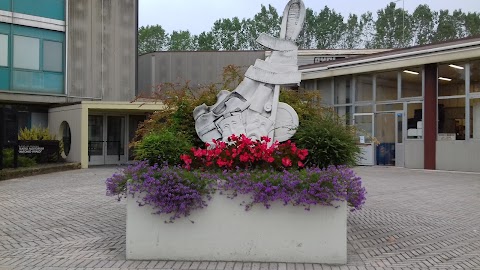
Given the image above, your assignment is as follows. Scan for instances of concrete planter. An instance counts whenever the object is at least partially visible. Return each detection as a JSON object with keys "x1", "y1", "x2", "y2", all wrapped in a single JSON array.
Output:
[{"x1": 126, "y1": 193, "x2": 347, "y2": 264}]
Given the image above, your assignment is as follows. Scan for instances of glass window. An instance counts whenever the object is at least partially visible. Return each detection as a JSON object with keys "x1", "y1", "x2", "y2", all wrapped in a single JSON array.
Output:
[
  {"x1": 401, "y1": 67, "x2": 422, "y2": 98},
  {"x1": 376, "y1": 103, "x2": 403, "y2": 112},
  {"x1": 334, "y1": 76, "x2": 352, "y2": 104},
  {"x1": 376, "y1": 71, "x2": 398, "y2": 101},
  {"x1": 317, "y1": 78, "x2": 333, "y2": 105},
  {"x1": 43, "y1": 40, "x2": 63, "y2": 72},
  {"x1": 355, "y1": 105, "x2": 373, "y2": 113},
  {"x1": 335, "y1": 106, "x2": 352, "y2": 125},
  {"x1": 355, "y1": 75, "x2": 373, "y2": 101},
  {"x1": 14, "y1": 35, "x2": 40, "y2": 70},
  {"x1": 438, "y1": 63, "x2": 465, "y2": 96},
  {"x1": 407, "y1": 103, "x2": 422, "y2": 139},
  {"x1": 0, "y1": 34, "x2": 7, "y2": 67},
  {"x1": 438, "y1": 98, "x2": 465, "y2": 140},
  {"x1": 470, "y1": 98, "x2": 480, "y2": 139},
  {"x1": 470, "y1": 61, "x2": 480, "y2": 93},
  {"x1": 88, "y1": 115, "x2": 103, "y2": 156}
]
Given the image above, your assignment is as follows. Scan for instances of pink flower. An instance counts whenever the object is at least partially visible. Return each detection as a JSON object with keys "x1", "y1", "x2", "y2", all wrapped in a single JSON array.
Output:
[
  {"x1": 282, "y1": 157, "x2": 292, "y2": 167},
  {"x1": 298, "y1": 161, "x2": 304, "y2": 168}
]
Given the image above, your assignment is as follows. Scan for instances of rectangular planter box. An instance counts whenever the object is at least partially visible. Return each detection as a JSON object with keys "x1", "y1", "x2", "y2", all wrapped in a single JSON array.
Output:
[{"x1": 126, "y1": 193, "x2": 347, "y2": 264}]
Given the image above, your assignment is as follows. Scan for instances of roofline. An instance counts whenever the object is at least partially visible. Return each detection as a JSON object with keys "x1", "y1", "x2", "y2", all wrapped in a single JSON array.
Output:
[{"x1": 300, "y1": 36, "x2": 480, "y2": 79}]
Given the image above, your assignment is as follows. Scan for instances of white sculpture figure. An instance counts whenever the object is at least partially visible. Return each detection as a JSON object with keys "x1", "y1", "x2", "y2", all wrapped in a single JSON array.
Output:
[{"x1": 193, "y1": 0, "x2": 306, "y2": 144}]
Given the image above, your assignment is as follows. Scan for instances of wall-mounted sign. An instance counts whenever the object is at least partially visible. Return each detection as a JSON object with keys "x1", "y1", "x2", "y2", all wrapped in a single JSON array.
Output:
[
  {"x1": 314, "y1": 56, "x2": 337, "y2": 63},
  {"x1": 18, "y1": 145, "x2": 45, "y2": 154}
]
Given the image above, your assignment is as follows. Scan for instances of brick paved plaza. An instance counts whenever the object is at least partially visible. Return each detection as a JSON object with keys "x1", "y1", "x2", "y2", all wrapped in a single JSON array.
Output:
[{"x1": 0, "y1": 166, "x2": 479, "y2": 270}]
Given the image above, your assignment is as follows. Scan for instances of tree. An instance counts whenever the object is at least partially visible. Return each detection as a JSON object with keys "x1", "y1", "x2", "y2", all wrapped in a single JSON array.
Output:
[
  {"x1": 169, "y1": 30, "x2": 194, "y2": 51},
  {"x1": 196, "y1": 31, "x2": 218, "y2": 51},
  {"x1": 411, "y1": 5, "x2": 437, "y2": 45},
  {"x1": 465, "y1": 12, "x2": 480, "y2": 37},
  {"x1": 138, "y1": 25, "x2": 168, "y2": 54},
  {"x1": 245, "y1": 4, "x2": 281, "y2": 50},
  {"x1": 297, "y1": 8, "x2": 317, "y2": 49},
  {"x1": 360, "y1": 12, "x2": 376, "y2": 49},
  {"x1": 434, "y1": 10, "x2": 461, "y2": 42},
  {"x1": 340, "y1": 14, "x2": 363, "y2": 49},
  {"x1": 314, "y1": 6, "x2": 346, "y2": 49},
  {"x1": 211, "y1": 17, "x2": 248, "y2": 50},
  {"x1": 374, "y1": 2, "x2": 413, "y2": 48}
]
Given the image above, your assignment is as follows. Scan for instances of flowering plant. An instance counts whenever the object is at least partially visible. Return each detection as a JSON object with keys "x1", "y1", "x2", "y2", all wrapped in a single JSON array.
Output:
[
  {"x1": 180, "y1": 134, "x2": 308, "y2": 171},
  {"x1": 106, "y1": 161, "x2": 216, "y2": 222},
  {"x1": 106, "y1": 162, "x2": 366, "y2": 222},
  {"x1": 218, "y1": 166, "x2": 365, "y2": 212}
]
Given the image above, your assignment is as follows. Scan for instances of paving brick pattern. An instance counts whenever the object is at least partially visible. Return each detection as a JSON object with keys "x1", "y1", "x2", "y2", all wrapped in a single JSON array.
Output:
[{"x1": 0, "y1": 166, "x2": 479, "y2": 270}]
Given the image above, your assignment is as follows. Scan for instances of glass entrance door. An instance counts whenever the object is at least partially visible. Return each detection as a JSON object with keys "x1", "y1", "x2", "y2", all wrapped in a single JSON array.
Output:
[
  {"x1": 353, "y1": 113, "x2": 374, "y2": 165},
  {"x1": 375, "y1": 112, "x2": 404, "y2": 166},
  {"x1": 88, "y1": 114, "x2": 127, "y2": 166},
  {"x1": 88, "y1": 115, "x2": 104, "y2": 165},
  {"x1": 105, "y1": 116, "x2": 126, "y2": 164}
]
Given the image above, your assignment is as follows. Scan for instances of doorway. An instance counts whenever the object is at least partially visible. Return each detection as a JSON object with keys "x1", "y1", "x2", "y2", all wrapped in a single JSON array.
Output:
[
  {"x1": 374, "y1": 112, "x2": 404, "y2": 167},
  {"x1": 88, "y1": 114, "x2": 127, "y2": 166}
]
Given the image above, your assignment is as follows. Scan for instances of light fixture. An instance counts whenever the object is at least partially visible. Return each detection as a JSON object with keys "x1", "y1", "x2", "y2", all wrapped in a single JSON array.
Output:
[
  {"x1": 403, "y1": 70, "x2": 419, "y2": 75},
  {"x1": 448, "y1": 64, "x2": 464, "y2": 70},
  {"x1": 439, "y1": 77, "x2": 452, "y2": 81}
]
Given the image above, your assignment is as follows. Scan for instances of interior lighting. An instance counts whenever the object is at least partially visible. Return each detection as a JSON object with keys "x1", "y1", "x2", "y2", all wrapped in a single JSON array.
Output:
[
  {"x1": 438, "y1": 77, "x2": 452, "y2": 81},
  {"x1": 403, "y1": 70, "x2": 419, "y2": 75},
  {"x1": 448, "y1": 64, "x2": 464, "y2": 70}
]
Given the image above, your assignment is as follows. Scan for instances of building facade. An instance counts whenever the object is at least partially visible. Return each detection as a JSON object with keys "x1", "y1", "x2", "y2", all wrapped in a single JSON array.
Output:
[
  {"x1": 137, "y1": 49, "x2": 388, "y2": 95},
  {"x1": 0, "y1": 0, "x2": 162, "y2": 168},
  {"x1": 300, "y1": 37, "x2": 480, "y2": 172}
]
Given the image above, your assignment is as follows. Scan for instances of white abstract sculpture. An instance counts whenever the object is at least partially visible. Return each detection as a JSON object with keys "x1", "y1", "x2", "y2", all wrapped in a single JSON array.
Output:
[{"x1": 193, "y1": 0, "x2": 306, "y2": 144}]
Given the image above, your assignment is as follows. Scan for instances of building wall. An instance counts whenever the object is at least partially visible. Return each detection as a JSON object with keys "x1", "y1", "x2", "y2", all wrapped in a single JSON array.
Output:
[
  {"x1": 138, "y1": 51, "x2": 265, "y2": 94},
  {"x1": 48, "y1": 104, "x2": 85, "y2": 166},
  {"x1": 67, "y1": 0, "x2": 137, "y2": 102},
  {"x1": 436, "y1": 141, "x2": 480, "y2": 172}
]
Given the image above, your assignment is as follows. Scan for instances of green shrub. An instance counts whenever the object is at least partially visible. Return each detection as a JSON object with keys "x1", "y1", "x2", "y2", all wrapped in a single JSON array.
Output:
[
  {"x1": 2, "y1": 148, "x2": 37, "y2": 168},
  {"x1": 134, "y1": 130, "x2": 193, "y2": 165},
  {"x1": 293, "y1": 111, "x2": 361, "y2": 168}
]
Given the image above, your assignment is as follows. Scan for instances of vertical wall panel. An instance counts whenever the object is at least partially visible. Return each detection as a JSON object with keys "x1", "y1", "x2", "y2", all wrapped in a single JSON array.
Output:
[{"x1": 68, "y1": 0, "x2": 136, "y2": 101}]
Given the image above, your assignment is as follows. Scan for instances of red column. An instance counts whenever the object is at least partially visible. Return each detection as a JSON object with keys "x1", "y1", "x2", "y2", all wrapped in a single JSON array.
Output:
[{"x1": 424, "y1": 64, "x2": 437, "y2": 170}]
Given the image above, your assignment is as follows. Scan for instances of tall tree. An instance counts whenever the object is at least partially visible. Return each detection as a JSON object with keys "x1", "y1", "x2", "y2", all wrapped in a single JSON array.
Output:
[
  {"x1": 465, "y1": 12, "x2": 480, "y2": 37},
  {"x1": 245, "y1": 4, "x2": 281, "y2": 50},
  {"x1": 411, "y1": 5, "x2": 437, "y2": 45},
  {"x1": 374, "y1": 2, "x2": 413, "y2": 48},
  {"x1": 434, "y1": 10, "x2": 461, "y2": 42},
  {"x1": 360, "y1": 12, "x2": 376, "y2": 49},
  {"x1": 211, "y1": 17, "x2": 248, "y2": 50},
  {"x1": 340, "y1": 14, "x2": 363, "y2": 49},
  {"x1": 297, "y1": 8, "x2": 317, "y2": 49},
  {"x1": 138, "y1": 25, "x2": 168, "y2": 54},
  {"x1": 196, "y1": 31, "x2": 218, "y2": 51},
  {"x1": 169, "y1": 30, "x2": 194, "y2": 51},
  {"x1": 314, "y1": 6, "x2": 346, "y2": 49}
]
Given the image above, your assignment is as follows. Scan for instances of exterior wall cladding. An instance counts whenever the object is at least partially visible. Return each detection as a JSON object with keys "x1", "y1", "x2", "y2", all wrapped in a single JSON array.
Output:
[
  {"x1": 68, "y1": 0, "x2": 137, "y2": 102},
  {"x1": 0, "y1": 0, "x2": 137, "y2": 104}
]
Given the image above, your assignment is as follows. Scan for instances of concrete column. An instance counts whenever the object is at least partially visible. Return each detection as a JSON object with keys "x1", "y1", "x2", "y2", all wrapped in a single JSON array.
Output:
[
  {"x1": 424, "y1": 64, "x2": 437, "y2": 170},
  {"x1": 473, "y1": 102, "x2": 480, "y2": 139}
]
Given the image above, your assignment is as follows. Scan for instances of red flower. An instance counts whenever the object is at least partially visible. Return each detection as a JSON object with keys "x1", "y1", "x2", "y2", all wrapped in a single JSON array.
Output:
[
  {"x1": 297, "y1": 149, "x2": 308, "y2": 160},
  {"x1": 282, "y1": 157, "x2": 292, "y2": 167},
  {"x1": 298, "y1": 161, "x2": 304, "y2": 168}
]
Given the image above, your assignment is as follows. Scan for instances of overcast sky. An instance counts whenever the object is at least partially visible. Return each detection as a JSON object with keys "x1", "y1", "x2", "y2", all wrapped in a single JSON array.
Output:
[{"x1": 139, "y1": 0, "x2": 480, "y2": 34}]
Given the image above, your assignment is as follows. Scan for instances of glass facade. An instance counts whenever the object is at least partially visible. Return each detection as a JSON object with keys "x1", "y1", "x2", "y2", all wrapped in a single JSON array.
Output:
[{"x1": 0, "y1": 23, "x2": 65, "y2": 94}]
